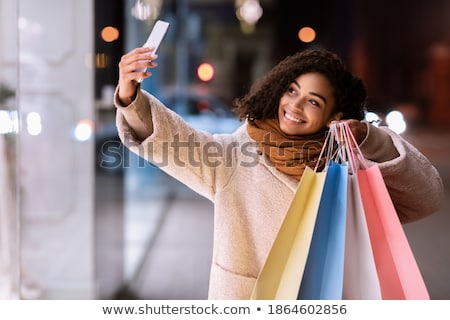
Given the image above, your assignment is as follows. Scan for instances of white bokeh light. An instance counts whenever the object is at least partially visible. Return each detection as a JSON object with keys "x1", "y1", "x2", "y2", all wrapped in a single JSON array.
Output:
[
  {"x1": 364, "y1": 111, "x2": 381, "y2": 127},
  {"x1": 26, "y1": 112, "x2": 42, "y2": 136},
  {"x1": 239, "y1": 0, "x2": 263, "y2": 25},
  {"x1": 131, "y1": 0, "x2": 151, "y2": 21},
  {"x1": 0, "y1": 111, "x2": 19, "y2": 134},
  {"x1": 386, "y1": 110, "x2": 407, "y2": 134},
  {"x1": 74, "y1": 120, "x2": 93, "y2": 141}
]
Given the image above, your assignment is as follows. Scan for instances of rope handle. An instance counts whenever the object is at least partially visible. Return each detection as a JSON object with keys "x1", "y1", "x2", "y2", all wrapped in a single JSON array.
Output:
[
  {"x1": 327, "y1": 122, "x2": 369, "y2": 172},
  {"x1": 314, "y1": 121, "x2": 369, "y2": 172}
]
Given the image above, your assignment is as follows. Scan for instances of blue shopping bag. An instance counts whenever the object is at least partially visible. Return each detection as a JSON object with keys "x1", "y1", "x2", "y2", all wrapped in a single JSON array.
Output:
[{"x1": 298, "y1": 160, "x2": 348, "y2": 300}]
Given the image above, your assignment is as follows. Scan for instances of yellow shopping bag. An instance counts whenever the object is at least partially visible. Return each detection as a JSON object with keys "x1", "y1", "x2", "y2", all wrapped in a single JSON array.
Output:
[{"x1": 250, "y1": 166, "x2": 327, "y2": 300}]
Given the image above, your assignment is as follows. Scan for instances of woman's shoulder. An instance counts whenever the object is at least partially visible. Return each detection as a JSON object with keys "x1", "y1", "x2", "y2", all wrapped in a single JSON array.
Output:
[{"x1": 213, "y1": 122, "x2": 254, "y2": 147}]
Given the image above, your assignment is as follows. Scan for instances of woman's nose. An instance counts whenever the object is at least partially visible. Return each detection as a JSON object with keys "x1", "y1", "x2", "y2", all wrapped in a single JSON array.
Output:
[{"x1": 291, "y1": 96, "x2": 305, "y2": 110}]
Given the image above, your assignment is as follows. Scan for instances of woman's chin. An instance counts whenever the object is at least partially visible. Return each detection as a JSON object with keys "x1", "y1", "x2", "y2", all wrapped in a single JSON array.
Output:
[{"x1": 280, "y1": 123, "x2": 306, "y2": 136}]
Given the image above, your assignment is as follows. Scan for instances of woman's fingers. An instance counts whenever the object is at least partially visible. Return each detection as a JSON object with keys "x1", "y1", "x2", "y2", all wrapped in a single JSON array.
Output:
[
  {"x1": 346, "y1": 119, "x2": 367, "y2": 145},
  {"x1": 117, "y1": 47, "x2": 159, "y2": 104},
  {"x1": 329, "y1": 119, "x2": 367, "y2": 146},
  {"x1": 119, "y1": 48, "x2": 158, "y2": 80}
]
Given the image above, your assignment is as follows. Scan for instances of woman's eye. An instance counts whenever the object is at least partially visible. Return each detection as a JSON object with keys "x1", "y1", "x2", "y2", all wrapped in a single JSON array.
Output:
[
  {"x1": 309, "y1": 99, "x2": 320, "y2": 107},
  {"x1": 288, "y1": 87, "x2": 296, "y2": 94}
]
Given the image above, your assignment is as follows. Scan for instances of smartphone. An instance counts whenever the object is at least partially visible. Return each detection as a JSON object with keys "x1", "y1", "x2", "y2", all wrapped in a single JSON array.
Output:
[{"x1": 136, "y1": 20, "x2": 170, "y2": 83}]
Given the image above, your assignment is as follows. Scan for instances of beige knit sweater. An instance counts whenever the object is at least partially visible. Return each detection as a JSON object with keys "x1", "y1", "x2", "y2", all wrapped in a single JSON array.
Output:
[{"x1": 115, "y1": 89, "x2": 444, "y2": 300}]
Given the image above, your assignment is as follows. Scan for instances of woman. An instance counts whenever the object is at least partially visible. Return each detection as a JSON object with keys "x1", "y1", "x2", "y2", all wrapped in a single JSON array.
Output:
[{"x1": 115, "y1": 47, "x2": 444, "y2": 299}]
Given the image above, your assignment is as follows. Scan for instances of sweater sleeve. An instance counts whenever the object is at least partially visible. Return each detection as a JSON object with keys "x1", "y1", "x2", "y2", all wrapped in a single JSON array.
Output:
[
  {"x1": 115, "y1": 88, "x2": 236, "y2": 201},
  {"x1": 114, "y1": 85, "x2": 154, "y2": 142},
  {"x1": 359, "y1": 121, "x2": 399, "y2": 162},
  {"x1": 359, "y1": 124, "x2": 444, "y2": 223}
]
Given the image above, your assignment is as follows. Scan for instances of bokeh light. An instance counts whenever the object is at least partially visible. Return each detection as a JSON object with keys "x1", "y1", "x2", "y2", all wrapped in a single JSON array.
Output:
[
  {"x1": 74, "y1": 119, "x2": 94, "y2": 141},
  {"x1": 237, "y1": 0, "x2": 263, "y2": 25},
  {"x1": 101, "y1": 26, "x2": 119, "y2": 42},
  {"x1": 0, "y1": 111, "x2": 18, "y2": 134},
  {"x1": 386, "y1": 110, "x2": 407, "y2": 134},
  {"x1": 364, "y1": 112, "x2": 381, "y2": 127},
  {"x1": 298, "y1": 27, "x2": 316, "y2": 43},
  {"x1": 197, "y1": 63, "x2": 214, "y2": 82},
  {"x1": 26, "y1": 112, "x2": 42, "y2": 136}
]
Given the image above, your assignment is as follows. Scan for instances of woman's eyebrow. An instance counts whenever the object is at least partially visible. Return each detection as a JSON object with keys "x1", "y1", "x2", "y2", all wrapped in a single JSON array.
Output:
[
  {"x1": 293, "y1": 80, "x2": 327, "y2": 104},
  {"x1": 311, "y1": 92, "x2": 327, "y2": 104}
]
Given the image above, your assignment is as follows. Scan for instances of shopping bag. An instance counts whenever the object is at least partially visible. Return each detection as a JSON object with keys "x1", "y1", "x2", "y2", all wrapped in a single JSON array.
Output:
[
  {"x1": 297, "y1": 160, "x2": 348, "y2": 300},
  {"x1": 250, "y1": 166, "x2": 327, "y2": 300},
  {"x1": 342, "y1": 173, "x2": 382, "y2": 299},
  {"x1": 357, "y1": 166, "x2": 430, "y2": 299},
  {"x1": 338, "y1": 121, "x2": 429, "y2": 300}
]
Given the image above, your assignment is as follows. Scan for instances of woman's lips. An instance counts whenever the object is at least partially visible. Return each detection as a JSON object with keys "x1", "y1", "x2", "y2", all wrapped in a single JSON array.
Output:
[{"x1": 284, "y1": 110, "x2": 305, "y2": 124}]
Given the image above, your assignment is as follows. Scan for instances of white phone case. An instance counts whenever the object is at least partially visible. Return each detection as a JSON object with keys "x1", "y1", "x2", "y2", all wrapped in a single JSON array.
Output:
[{"x1": 137, "y1": 20, "x2": 170, "y2": 83}]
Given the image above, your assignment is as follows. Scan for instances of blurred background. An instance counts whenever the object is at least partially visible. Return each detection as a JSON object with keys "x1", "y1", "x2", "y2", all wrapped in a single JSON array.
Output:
[{"x1": 0, "y1": 0, "x2": 449, "y2": 299}]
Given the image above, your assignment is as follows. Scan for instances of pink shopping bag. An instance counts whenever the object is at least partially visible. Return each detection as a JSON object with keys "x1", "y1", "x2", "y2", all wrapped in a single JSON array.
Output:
[
  {"x1": 338, "y1": 121, "x2": 429, "y2": 300},
  {"x1": 357, "y1": 166, "x2": 429, "y2": 299}
]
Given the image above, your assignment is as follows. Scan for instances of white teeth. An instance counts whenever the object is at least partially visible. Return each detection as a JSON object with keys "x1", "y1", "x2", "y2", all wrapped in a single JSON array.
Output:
[{"x1": 285, "y1": 112, "x2": 301, "y2": 123}]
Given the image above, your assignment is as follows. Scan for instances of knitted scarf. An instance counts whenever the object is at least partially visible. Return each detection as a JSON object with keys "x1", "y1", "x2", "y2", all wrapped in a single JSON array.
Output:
[{"x1": 247, "y1": 118, "x2": 327, "y2": 180}]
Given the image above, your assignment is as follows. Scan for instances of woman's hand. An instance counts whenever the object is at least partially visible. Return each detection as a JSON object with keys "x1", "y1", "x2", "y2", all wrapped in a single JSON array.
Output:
[
  {"x1": 345, "y1": 119, "x2": 368, "y2": 145},
  {"x1": 330, "y1": 119, "x2": 368, "y2": 146},
  {"x1": 117, "y1": 47, "x2": 158, "y2": 106}
]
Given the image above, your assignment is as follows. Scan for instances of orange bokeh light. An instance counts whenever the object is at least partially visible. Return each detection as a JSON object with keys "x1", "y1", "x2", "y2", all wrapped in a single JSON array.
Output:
[
  {"x1": 101, "y1": 26, "x2": 119, "y2": 42},
  {"x1": 298, "y1": 27, "x2": 316, "y2": 43},
  {"x1": 197, "y1": 62, "x2": 214, "y2": 82}
]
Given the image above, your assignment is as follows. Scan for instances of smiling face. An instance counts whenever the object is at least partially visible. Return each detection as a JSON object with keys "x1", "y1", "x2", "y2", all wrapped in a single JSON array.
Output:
[{"x1": 278, "y1": 72, "x2": 342, "y2": 136}]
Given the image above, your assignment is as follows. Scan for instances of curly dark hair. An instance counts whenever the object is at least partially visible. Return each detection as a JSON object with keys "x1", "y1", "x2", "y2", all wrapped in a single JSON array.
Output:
[{"x1": 232, "y1": 48, "x2": 367, "y2": 121}]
